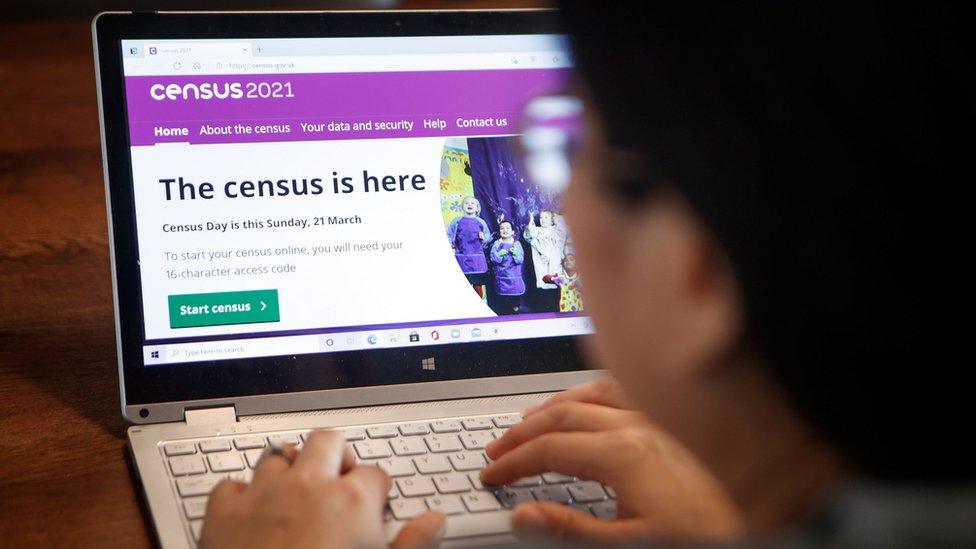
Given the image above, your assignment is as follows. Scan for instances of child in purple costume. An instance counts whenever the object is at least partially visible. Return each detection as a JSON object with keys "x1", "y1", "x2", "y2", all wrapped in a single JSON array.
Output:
[
  {"x1": 447, "y1": 197, "x2": 491, "y2": 297},
  {"x1": 489, "y1": 220, "x2": 526, "y2": 314}
]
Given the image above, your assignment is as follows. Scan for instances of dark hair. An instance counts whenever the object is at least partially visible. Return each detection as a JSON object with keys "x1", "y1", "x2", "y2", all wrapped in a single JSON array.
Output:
[
  {"x1": 498, "y1": 220, "x2": 514, "y2": 230},
  {"x1": 560, "y1": 2, "x2": 965, "y2": 481}
]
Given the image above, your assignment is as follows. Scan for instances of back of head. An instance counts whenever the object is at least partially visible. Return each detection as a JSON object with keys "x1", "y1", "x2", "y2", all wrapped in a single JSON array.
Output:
[{"x1": 558, "y1": 2, "x2": 968, "y2": 481}]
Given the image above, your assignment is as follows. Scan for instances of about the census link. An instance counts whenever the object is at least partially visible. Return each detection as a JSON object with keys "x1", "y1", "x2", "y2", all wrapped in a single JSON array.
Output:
[{"x1": 159, "y1": 170, "x2": 426, "y2": 201}]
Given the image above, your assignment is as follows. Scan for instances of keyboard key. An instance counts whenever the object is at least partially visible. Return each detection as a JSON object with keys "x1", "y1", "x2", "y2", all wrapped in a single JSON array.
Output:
[
  {"x1": 391, "y1": 438, "x2": 427, "y2": 456},
  {"x1": 189, "y1": 520, "x2": 203, "y2": 541},
  {"x1": 207, "y1": 453, "x2": 244, "y2": 473},
  {"x1": 568, "y1": 481, "x2": 607, "y2": 503},
  {"x1": 590, "y1": 500, "x2": 617, "y2": 520},
  {"x1": 267, "y1": 434, "x2": 301, "y2": 447},
  {"x1": 183, "y1": 496, "x2": 208, "y2": 519},
  {"x1": 164, "y1": 442, "x2": 196, "y2": 456},
  {"x1": 461, "y1": 417, "x2": 493, "y2": 430},
  {"x1": 511, "y1": 476, "x2": 543, "y2": 487},
  {"x1": 367, "y1": 425, "x2": 398, "y2": 439},
  {"x1": 468, "y1": 472, "x2": 486, "y2": 490},
  {"x1": 413, "y1": 455, "x2": 452, "y2": 475},
  {"x1": 176, "y1": 476, "x2": 222, "y2": 497},
  {"x1": 199, "y1": 439, "x2": 232, "y2": 453},
  {"x1": 424, "y1": 434, "x2": 463, "y2": 453},
  {"x1": 431, "y1": 420, "x2": 462, "y2": 433},
  {"x1": 390, "y1": 498, "x2": 427, "y2": 520},
  {"x1": 342, "y1": 428, "x2": 367, "y2": 441},
  {"x1": 542, "y1": 472, "x2": 575, "y2": 484},
  {"x1": 449, "y1": 452, "x2": 487, "y2": 471},
  {"x1": 604, "y1": 486, "x2": 617, "y2": 499},
  {"x1": 432, "y1": 473, "x2": 472, "y2": 494},
  {"x1": 244, "y1": 449, "x2": 265, "y2": 469},
  {"x1": 532, "y1": 485, "x2": 573, "y2": 504},
  {"x1": 354, "y1": 440, "x2": 392, "y2": 459},
  {"x1": 233, "y1": 436, "x2": 266, "y2": 450},
  {"x1": 224, "y1": 470, "x2": 251, "y2": 483},
  {"x1": 397, "y1": 477, "x2": 436, "y2": 497},
  {"x1": 459, "y1": 431, "x2": 494, "y2": 450},
  {"x1": 388, "y1": 485, "x2": 399, "y2": 500},
  {"x1": 461, "y1": 491, "x2": 502, "y2": 512},
  {"x1": 376, "y1": 458, "x2": 415, "y2": 477},
  {"x1": 496, "y1": 487, "x2": 535, "y2": 508},
  {"x1": 425, "y1": 494, "x2": 466, "y2": 515},
  {"x1": 492, "y1": 414, "x2": 521, "y2": 428},
  {"x1": 399, "y1": 423, "x2": 431, "y2": 436},
  {"x1": 169, "y1": 456, "x2": 207, "y2": 476},
  {"x1": 571, "y1": 503, "x2": 593, "y2": 515}
]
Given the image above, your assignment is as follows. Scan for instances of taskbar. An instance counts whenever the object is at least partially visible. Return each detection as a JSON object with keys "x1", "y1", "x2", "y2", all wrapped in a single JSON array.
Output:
[{"x1": 142, "y1": 315, "x2": 594, "y2": 365}]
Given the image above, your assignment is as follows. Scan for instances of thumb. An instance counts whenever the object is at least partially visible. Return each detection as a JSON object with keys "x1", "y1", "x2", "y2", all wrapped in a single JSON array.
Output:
[
  {"x1": 512, "y1": 502, "x2": 645, "y2": 544},
  {"x1": 391, "y1": 511, "x2": 446, "y2": 549}
]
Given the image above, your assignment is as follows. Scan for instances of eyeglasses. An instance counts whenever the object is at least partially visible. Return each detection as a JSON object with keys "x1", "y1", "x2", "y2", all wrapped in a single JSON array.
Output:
[
  {"x1": 519, "y1": 94, "x2": 585, "y2": 194},
  {"x1": 520, "y1": 94, "x2": 659, "y2": 201}
]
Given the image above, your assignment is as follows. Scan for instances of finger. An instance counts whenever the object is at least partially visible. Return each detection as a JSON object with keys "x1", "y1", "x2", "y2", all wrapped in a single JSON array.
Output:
[
  {"x1": 291, "y1": 430, "x2": 354, "y2": 481},
  {"x1": 205, "y1": 479, "x2": 246, "y2": 516},
  {"x1": 391, "y1": 511, "x2": 447, "y2": 549},
  {"x1": 481, "y1": 431, "x2": 619, "y2": 486},
  {"x1": 487, "y1": 401, "x2": 637, "y2": 460},
  {"x1": 249, "y1": 444, "x2": 298, "y2": 490},
  {"x1": 524, "y1": 378, "x2": 632, "y2": 417},
  {"x1": 340, "y1": 463, "x2": 392, "y2": 511},
  {"x1": 512, "y1": 502, "x2": 646, "y2": 543}
]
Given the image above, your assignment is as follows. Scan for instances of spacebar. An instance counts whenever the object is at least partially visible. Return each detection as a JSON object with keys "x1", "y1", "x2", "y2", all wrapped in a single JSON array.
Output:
[
  {"x1": 387, "y1": 510, "x2": 512, "y2": 541},
  {"x1": 445, "y1": 510, "x2": 512, "y2": 538}
]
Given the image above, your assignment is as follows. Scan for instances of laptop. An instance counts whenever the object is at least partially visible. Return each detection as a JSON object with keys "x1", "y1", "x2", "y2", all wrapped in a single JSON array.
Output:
[{"x1": 93, "y1": 10, "x2": 605, "y2": 548}]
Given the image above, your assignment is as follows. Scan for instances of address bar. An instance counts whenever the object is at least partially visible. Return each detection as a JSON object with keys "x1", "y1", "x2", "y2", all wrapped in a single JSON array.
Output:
[{"x1": 207, "y1": 51, "x2": 570, "y2": 75}]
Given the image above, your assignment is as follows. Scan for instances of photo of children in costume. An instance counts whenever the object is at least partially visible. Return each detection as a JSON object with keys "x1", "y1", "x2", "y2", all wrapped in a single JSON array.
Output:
[{"x1": 439, "y1": 136, "x2": 585, "y2": 316}]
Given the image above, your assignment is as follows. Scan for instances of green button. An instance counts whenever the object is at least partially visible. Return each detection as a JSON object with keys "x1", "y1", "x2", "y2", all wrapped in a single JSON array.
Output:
[{"x1": 168, "y1": 289, "x2": 280, "y2": 329}]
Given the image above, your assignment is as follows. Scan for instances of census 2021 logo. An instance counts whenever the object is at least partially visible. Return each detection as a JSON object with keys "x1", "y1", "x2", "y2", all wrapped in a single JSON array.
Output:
[{"x1": 149, "y1": 81, "x2": 295, "y2": 101}]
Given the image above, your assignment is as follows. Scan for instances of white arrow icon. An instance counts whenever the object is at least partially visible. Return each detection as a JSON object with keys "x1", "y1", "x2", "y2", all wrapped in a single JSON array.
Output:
[{"x1": 260, "y1": 301, "x2": 267, "y2": 311}]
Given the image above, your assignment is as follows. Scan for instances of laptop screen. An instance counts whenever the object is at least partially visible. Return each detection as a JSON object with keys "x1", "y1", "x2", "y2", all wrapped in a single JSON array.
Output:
[{"x1": 118, "y1": 35, "x2": 592, "y2": 368}]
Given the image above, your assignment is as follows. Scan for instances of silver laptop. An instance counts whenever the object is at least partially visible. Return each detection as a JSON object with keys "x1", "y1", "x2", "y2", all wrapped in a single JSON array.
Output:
[{"x1": 93, "y1": 10, "x2": 607, "y2": 548}]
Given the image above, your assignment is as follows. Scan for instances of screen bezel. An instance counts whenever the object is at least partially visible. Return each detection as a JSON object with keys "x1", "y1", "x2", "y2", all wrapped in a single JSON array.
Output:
[{"x1": 94, "y1": 10, "x2": 592, "y2": 423}]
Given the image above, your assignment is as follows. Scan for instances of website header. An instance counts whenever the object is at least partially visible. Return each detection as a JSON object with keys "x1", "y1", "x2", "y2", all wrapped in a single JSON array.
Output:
[{"x1": 125, "y1": 69, "x2": 571, "y2": 146}]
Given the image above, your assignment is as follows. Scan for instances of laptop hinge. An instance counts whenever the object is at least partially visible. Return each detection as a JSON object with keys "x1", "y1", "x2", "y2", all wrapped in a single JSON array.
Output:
[{"x1": 184, "y1": 406, "x2": 238, "y2": 426}]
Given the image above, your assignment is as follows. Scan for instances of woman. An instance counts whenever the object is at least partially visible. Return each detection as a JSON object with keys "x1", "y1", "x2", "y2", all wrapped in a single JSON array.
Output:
[{"x1": 201, "y1": 3, "x2": 969, "y2": 547}]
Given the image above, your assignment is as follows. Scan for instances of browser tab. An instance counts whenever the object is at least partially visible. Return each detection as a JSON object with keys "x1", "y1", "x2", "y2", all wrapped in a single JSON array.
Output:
[{"x1": 144, "y1": 42, "x2": 252, "y2": 59}]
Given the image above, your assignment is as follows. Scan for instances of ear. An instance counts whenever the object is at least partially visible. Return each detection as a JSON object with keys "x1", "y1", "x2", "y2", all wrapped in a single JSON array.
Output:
[{"x1": 628, "y1": 193, "x2": 743, "y2": 380}]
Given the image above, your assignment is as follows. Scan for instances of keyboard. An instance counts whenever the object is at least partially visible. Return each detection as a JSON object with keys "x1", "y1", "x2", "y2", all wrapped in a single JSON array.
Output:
[{"x1": 161, "y1": 413, "x2": 618, "y2": 545}]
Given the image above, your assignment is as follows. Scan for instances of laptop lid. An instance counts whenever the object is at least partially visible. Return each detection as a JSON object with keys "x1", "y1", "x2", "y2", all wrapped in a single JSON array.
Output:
[{"x1": 94, "y1": 10, "x2": 596, "y2": 424}]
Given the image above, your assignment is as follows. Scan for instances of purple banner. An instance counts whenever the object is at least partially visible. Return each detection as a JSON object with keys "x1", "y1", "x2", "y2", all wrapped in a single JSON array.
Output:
[{"x1": 124, "y1": 69, "x2": 570, "y2": 146}]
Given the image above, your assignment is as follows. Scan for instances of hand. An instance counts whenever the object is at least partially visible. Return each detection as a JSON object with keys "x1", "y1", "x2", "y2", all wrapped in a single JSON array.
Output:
[
  {"x1": 481, "y1": 378, "x2": 742, "y2": 544},
  {"x1": 523, "y1": 377, "x2": 637, "y2": 415},
  {"x1": 202, "y1": 430, "x2": 445, "y2": 549}
]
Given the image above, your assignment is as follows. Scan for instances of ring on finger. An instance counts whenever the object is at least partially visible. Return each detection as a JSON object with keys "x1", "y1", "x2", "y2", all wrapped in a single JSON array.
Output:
[{"x1": 258, "y1": 441, "x2": 299, "y2": 467}]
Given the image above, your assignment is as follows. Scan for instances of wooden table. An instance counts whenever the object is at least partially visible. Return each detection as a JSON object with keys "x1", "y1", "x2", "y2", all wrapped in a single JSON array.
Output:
[{"x1": 0, "y1": 5, "x2": 548, "y2": 546}]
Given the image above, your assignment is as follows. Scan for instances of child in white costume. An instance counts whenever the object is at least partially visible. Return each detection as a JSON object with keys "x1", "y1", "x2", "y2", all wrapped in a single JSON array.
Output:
[{"x1": 525, "y1": 210, "x2": 568, "y2": 291}]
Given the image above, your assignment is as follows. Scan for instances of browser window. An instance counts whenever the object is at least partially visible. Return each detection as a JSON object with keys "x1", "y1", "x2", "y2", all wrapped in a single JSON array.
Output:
[{"x1": 120, "y1": 36, "x2": 592, "y2": 365}]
